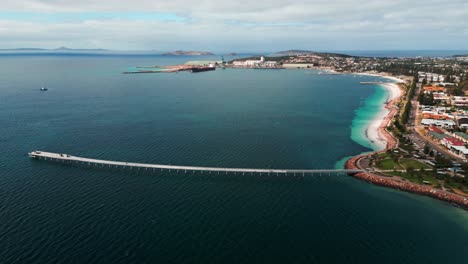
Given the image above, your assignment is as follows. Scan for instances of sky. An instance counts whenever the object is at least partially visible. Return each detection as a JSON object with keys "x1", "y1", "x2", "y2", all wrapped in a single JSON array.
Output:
[{"x1": 0, "y1": 0, "x2": 467, "y2": 52}]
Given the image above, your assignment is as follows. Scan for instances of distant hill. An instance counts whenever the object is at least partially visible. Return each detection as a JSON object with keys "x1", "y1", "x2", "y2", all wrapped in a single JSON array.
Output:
[
  {"x1": 272, "y1": 50, "x2": 353, "y2": 58},
  {"x1": 162, "y1": 50, "x2": 214, "y2": 56},
  {"x1": 0, "y1": 47, "x2": 108, "y2": 52},
  {"x1": 53, "y1": 46, "x2": 108, "y2": 52},
  {"x1": 273, "y1": 50, "x2": 316, "y2": 55},
  {"x1": 454, "y1": 54, "x2": 468, "y2": 57}
]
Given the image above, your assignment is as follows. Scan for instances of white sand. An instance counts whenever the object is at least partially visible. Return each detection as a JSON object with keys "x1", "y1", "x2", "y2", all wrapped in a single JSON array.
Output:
[
  {"x1": 354, "y1": 72, "x2": 406, "y2": 83},
  {"x1": 363, "y1": 78, "x2": 402, "y2": 151},
  {"x1": 359, "y1": 73, "x2": 405, "y2": 150},
  {"x1": 367, "y1": 108, "x2": 389, "y2": 150}
]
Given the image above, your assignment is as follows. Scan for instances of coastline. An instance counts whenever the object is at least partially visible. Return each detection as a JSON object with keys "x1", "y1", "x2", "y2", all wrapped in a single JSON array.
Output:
[
  {"x1": 345, "y1": 73, "x2": 468, "y2": 209},
  {"x1": 365, "y1": 82, "x2": 401, "y2": 151},
  {"x1": 349, "y1": 74, "x2": 402, "y2": 152},
  {"x1": 335, "y1": 72, "x2": 404, "y2": 169}
]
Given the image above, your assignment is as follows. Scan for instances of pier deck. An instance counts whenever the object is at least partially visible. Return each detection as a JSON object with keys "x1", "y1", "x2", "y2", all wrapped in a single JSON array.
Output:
[{"x1": 28, "y1": 151, "x2": 364, "y2": 176}]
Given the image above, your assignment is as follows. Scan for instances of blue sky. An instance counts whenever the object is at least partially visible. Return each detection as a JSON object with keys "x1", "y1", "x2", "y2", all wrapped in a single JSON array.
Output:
[{"x1": 0, "y1": 0, "x2": 467, "y2": 52}]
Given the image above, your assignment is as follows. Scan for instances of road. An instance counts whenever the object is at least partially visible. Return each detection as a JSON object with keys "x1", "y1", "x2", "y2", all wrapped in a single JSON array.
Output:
[{"x1": 407, "y1": 83, "x2": 464, "y2": 162}]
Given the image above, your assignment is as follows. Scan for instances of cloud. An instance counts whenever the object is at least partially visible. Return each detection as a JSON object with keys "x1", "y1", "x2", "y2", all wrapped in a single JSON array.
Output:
[{"x1": 0, "y1": 0, "x2": 467, "y2": 51}]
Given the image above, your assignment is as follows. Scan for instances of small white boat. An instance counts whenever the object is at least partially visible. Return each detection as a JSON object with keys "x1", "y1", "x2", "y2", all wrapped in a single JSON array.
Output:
[{"x1": 40, "y1": 87, "x2": 48, "y2": 91}]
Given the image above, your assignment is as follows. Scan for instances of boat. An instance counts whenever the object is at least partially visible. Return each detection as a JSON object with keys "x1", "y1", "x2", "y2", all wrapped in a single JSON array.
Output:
[
  {"x1": 191, "y1": 64, "x2": 216, "y2": 73},
  {"x1": 191, "y1": 67, "x2": 216, "y2": 73},
  {"x1": 40, "y1": 87, "x2": 48, "y2": 91}
]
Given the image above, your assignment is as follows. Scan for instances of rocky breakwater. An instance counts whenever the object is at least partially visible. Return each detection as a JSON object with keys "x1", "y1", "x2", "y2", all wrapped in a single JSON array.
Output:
[{"x1": 345, "y1": 157, "x2": 468, "y2": 210}]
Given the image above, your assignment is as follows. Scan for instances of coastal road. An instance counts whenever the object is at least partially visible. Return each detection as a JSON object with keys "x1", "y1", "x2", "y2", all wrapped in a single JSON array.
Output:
[
  {"x1": 407, "y1": 83, "x2": 464, "y2": 162},
  {"x1": 412, "y1": 128, "x2": 465, "y2": 162},
  {"x1": 408, "y1": 83, "x2": 421, "y2": 127}
]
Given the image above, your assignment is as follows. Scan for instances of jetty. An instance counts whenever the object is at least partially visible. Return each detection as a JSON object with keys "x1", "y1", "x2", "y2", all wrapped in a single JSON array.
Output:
[{"x1": 28, "y1": 151, "x2": 364, "y2": 176}]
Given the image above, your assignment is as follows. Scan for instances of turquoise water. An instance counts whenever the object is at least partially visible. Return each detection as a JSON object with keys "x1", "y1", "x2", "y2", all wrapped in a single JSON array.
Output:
[
  {"x1": 351, "y1": 84, "x2": 388, "y2": 151},
  {"x1": 334, "y1": 83, "x2": 387, "y2": 169},
  {"x1": 0, "y1": 55, "x2": 467, "y2": 263}
]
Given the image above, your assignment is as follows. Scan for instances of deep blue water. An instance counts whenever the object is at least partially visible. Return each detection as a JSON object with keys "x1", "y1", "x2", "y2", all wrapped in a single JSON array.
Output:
[{"x1": 1, "y1": 55, "x2": 467, "y2": 263}]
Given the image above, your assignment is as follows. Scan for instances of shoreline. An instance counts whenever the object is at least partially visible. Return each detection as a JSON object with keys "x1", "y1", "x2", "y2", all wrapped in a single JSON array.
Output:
[
  {"x1": 345, "y1": 73, "x2": 468, "y2": 209},
  {"x1": 365, "y1": 82, "x2": 402, "y2": 151},
  {"x1": 349, "y1": 73, "x2": 402, "y2": 151}
]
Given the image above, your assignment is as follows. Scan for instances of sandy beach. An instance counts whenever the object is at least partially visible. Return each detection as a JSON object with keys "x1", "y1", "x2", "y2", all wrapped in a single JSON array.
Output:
[
  {"x1": 367, "y1": 82, "x2": 402, "y2": 150},
  {"x1": 355, "y1": 73, "x2": 403, "y2": 151}
]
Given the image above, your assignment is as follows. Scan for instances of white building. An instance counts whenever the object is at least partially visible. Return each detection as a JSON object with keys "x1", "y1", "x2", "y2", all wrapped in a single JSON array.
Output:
[{"x1": 421, "y1": 119, "x2": 456, "y2": 128}]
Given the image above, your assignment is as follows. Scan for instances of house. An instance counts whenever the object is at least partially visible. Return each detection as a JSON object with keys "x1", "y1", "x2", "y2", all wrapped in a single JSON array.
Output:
[
  {"x1": 452, "y1": 96, "x2": 468, "y2": 107},
  {"x1": 432, "y1": 93, "x2": 451, "y2": 103},
  {"x1": 429, "y1": 131, "x2": 448, "y2": 140},
  {"x1": 423, "y1": 86, "x2": 446, "y2": 92},
  {"x1": 453, "y1": 132, "x2": 468, "y2": 143},
  {"x1": 428, "y1": 126, "x2": 445, "y2": 134},
  {"x1": 441, "y1": 137, "x2": 464, "y2": 148},
  {"x1": 422, "y1": 112, "x2": 452, "y2": 120},
  {"x1": 451, "y1": 146, "x2": 468, "y2": 157},
  {"x1": 421, "y1": 119, "x2": 456, "y2": 129}
]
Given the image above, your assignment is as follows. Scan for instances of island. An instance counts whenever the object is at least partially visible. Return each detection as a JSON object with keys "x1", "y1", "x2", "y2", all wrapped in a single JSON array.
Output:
[{"x1": 162, "y1": 50, "x2": 214, "y2": 56}]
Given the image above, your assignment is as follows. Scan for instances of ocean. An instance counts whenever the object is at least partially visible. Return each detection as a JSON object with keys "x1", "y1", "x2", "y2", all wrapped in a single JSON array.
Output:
[{"x1": 1, "y1": 54, "x2": 467, "y2": 263}]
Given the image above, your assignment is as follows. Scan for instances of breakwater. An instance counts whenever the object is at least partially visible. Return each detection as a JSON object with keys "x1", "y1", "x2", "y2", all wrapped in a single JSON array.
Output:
[{"x1": 346, "y1": 155, "x2": 468, "y2": 209}]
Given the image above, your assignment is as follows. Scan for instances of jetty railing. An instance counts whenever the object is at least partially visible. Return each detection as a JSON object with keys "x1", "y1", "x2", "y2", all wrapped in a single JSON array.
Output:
[{"x1": 28, "y1": 151, "x2": 364, "y2": 176}]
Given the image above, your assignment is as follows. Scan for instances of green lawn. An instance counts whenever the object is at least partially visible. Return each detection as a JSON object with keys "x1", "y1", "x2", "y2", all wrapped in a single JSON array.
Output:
[
  {"x1": 378, "y1": 153, "x2": 392, "y2": 159},
  {"x1": 445, "y1": 180, "x2": 462, "y2": 190},
  {"x1": 390, "y1": 171, "x2": 439, "y2": 185},
  {"x1": 376, "y1": 158, "x2": 402, "y2": 170}
]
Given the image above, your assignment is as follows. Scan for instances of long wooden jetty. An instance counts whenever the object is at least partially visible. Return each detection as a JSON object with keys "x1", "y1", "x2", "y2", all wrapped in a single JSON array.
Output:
[{"x1": 28, "y1": 151, "x2": 364, "y2": 176}]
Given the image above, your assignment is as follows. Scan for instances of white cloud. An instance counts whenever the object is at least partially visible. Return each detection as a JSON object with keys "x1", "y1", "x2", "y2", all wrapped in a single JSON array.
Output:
[{"x1": 0, "y1": 0, "x2": 467, "y2": 51}]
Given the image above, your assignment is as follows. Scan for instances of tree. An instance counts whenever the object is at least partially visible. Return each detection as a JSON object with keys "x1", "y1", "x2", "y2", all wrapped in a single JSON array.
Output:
[
  {"x1": 423, "y1": 144, "x2": 430, "y2": 155},
  {"x1": 407, "y1": 166, "x2": 415, "y2": 176},
  {"x1": 445, "y1": 75, "x2": 450, "y2": 83},
  {"x1": 435, "y1": 154, "x2": 453, "y2": 168},
  {"x1": 394, "y1": 119, "x2": 403, "y2": 131}
]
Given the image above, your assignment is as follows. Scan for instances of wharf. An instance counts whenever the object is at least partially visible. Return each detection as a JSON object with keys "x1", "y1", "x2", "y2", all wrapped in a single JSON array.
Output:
[{"x1": 28, "y1": 151, "x2": 364, "y2": 176}]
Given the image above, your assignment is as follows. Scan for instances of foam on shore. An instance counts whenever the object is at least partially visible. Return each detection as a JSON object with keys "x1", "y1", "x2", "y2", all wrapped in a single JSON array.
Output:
[
  {"x1": 350, "y1": 77, "x2": 402, "y2": 151},
  {"x1": 335, "y1": 74, "x2": 402, "y2": 169},
  {"x1": 368, "y1": 82, "x2": 401, "y2": 150}
]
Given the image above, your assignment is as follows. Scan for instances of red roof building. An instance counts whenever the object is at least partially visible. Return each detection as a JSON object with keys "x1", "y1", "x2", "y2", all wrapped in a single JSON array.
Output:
[
  {"x1": 429, "y1": 126, "x2": 444, "y2": 134},
  {"x1": 424, "y1": 86, "x2": 446, "y2": 92},
  {"x1": 442, "y1": 137, "x2": 464, "y2": 147}
]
